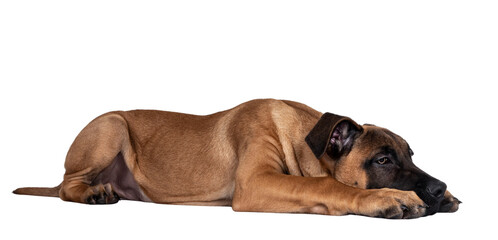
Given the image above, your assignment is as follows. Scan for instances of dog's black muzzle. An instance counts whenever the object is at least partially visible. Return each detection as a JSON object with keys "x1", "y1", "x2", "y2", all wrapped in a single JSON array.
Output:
[
  {"x1": 414, "y1": 178, "x2": 447, "y2": 215},
  {"x1": 392, "y1": 167, "x2": 447, "y2": 216}
]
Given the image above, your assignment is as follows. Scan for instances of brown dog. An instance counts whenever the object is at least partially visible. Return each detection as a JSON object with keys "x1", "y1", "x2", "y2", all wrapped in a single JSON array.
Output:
[{"x1": 14, "y1": 99, "x2": 460, "y2": 218}]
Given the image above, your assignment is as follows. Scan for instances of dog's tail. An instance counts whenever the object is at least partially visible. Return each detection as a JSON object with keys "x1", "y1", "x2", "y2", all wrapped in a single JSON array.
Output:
[{"x1": 13, "y1": 183, "x2": 61, "y2": 197}]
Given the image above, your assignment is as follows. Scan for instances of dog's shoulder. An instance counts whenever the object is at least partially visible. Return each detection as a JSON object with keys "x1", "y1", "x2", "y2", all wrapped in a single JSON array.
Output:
[
  {"x1": 232, "y1": 99, "x2": 321, "y2": 120},
  {"x1": 231, "y1": 99, "x2": 322, "y2": 146}
]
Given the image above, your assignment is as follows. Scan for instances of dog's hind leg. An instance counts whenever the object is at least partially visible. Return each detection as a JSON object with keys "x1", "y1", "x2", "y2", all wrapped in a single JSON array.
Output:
[{"x1": 59, "y1": 112, "x2": 134, "y2": 204}]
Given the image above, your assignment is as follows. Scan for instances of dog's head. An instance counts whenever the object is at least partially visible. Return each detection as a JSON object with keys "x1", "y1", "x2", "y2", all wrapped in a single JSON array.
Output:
[{"x1": 306, "y1": 113, "x2": 447, "y2": 215}]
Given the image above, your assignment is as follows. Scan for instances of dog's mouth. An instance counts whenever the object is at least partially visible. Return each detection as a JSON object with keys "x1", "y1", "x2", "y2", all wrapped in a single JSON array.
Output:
[
  {"x1": 413, "y1": 180, "x2": 447, "y2": 216},
  {"x1": 415, "y1": 189, "x2": 445, "y2": 216}
]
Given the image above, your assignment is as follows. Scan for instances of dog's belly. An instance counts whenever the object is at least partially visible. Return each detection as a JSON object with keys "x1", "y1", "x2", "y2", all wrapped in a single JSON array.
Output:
[
  {"x1": 92, "y1": 152, "x2": 151, "y2": 202},
  {"x1": 92, "y1": 150, "x2": 236, "y2": 205},
  {"x1": 135, "y1": 151, "x2": 237, "y2": 205}
]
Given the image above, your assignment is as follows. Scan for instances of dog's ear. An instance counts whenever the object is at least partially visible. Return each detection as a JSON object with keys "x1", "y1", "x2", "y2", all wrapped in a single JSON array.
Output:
[{"x1": 305, "y1": 112, "x2": 363, "y2": 159}]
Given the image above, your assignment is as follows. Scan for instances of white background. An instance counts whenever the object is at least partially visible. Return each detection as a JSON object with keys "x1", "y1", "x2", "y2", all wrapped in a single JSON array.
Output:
[{"x1": 1, "y1": 1, "x2": 497, "y2": 239}]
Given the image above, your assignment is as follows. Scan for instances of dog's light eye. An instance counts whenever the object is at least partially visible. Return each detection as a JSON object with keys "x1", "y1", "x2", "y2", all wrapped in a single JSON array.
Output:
[{"x1": 376, "y1": 157, "x2": 391, "y2": 165}]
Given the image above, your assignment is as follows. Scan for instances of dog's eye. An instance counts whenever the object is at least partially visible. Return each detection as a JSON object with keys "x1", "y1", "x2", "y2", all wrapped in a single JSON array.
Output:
[{"x1": 375, "y1": 157, "x2": 392, "y2": 165}]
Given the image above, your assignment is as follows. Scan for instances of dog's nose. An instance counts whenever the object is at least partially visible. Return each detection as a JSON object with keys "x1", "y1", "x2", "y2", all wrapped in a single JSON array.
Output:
[{"x1": 426, "y1": 180, "x2": 446, "y2": 199}]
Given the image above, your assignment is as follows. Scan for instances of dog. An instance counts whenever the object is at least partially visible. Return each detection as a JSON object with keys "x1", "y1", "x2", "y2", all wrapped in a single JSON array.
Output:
[{"x1": 14, "y1": 99, "x2": 460, "y2": 218}]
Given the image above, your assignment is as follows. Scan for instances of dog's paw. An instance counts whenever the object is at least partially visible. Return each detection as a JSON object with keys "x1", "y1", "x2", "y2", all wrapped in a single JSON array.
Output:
[
  {"x1": 358, "y1": 188, "x2": 427, "y2": 219},
  {"x1": 84, "y1": 183, "x2": 120, "y2": 204},
  {"x1": 438, "y1": 190, "x2": 461, "y2": 213}
]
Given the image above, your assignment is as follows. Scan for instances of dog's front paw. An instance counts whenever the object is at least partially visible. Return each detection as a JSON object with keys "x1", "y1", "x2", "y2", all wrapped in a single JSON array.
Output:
[
  {"x1": 358, "y1": 188, "x2": 427, "y2": 219},
  {"x1": 438, "y1": 190, "x2": 461, "y2": 213}
]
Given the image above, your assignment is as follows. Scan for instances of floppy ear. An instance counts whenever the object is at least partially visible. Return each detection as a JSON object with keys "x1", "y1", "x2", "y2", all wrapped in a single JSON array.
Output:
[{"x1": 305, "y1": 112, "x2": 363, "y2": 159}]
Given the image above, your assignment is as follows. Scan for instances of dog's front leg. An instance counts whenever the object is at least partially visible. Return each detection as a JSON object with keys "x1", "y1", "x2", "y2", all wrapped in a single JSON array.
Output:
[
  {"x1": 232, "y1": 172, "x2": 426, "y2": 218},
  {"x1": 231, "y1": 143, "x2": 426, "y2": 219}
]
